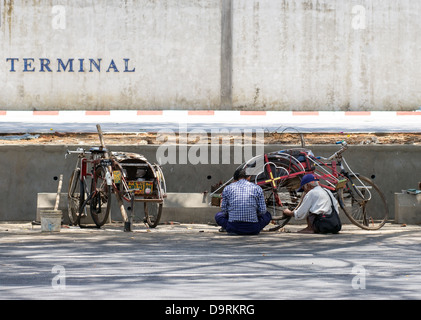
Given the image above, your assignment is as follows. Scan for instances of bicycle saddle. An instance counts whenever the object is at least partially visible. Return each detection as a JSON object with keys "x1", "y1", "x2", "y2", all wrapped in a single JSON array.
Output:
[{"x1": 89, "y1": 147, "x2": 108, "y2": 153}]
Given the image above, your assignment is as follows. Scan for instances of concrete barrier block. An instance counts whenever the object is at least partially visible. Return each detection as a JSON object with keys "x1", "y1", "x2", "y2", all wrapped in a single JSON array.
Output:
[
  {"x1": 38, "y1": 192, "x2": 219, "y2": 225},
  {"x1": 164, "y1": 193, "x2": 210, "y2": 208},
  {"x1": 394, "y1": 193, "x2": 421, "y2": 224},
  {"x1": 161, "y1": 193, "x2": 220, "y2": 224}
]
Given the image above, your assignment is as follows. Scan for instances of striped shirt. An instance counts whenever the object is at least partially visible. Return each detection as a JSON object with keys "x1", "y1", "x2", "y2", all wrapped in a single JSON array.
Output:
[{"x1": 221, "y1": 179, "x2": 267, "y2": 223}]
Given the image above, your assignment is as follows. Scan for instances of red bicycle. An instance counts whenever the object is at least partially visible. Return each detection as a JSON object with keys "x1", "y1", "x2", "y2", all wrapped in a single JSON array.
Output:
[
  {"x1": 66, "y1": 147, "x2": 112, "y2": 228},
  {"x1": 211, "y1": 141, "x2": 389, "y2": 231}
]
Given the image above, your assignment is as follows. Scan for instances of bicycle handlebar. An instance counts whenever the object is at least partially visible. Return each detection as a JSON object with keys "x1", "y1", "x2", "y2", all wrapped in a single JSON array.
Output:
[
  {"x1": 65, "y1": 148, "x2": 91, "y2": 158},
  {"x1": 327, "y1": 141, "x2": 348, "y2": 161}
]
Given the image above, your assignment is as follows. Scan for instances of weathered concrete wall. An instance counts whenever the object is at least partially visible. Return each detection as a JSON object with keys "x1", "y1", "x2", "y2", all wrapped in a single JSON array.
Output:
[
  {"x1": 1, "y1": 1, "x2": 420, "y2": 110},
  {"x1": 0, "y1": 144, "x2": 420, "y2": 221},
  {"x1": 0, "y1": 0, "x2": 221, "y2": 110},
  {"x1": 232, "y1": 0, "x2": 421, "y2": 110}
]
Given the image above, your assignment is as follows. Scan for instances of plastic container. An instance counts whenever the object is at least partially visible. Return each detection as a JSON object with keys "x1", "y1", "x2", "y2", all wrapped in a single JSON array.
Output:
[{"x1": 40, "y1": 210, "x2": 62, "y2": 232}]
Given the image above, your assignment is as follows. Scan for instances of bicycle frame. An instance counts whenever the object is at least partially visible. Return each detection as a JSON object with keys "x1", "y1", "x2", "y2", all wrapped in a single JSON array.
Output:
[
  {"x1": 258, "y1": 142, "x2": 359, "y2": 192},
  {"x1": 210, "y1": 140, "x2": 371, "y2": 208},
  {"x1": 67, "y1": 148, "x2": 105, "y2": 216}
]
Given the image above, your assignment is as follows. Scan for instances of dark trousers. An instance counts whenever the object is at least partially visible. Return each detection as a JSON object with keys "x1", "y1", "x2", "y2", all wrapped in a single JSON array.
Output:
[{"x1": 215, "y1": 211, "x2": 272, "y2": 235}]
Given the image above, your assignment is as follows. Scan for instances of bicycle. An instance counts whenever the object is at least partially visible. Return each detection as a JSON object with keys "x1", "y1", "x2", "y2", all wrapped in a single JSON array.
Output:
[
  {"x1": 66, "y1": 125, "x2": 166, "y2": 231},
  {"x1": 210, "y1": 141, "x2": 389, "y2": 231},
  {"x1": 67, "y1": 147, "x2": 112, "y2": 228}
]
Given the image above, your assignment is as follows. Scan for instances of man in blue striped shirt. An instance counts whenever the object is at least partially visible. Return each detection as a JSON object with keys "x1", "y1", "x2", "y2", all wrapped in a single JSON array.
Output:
[{"x1": 215, "y1": 168, "x2": 272, "y2": 235}]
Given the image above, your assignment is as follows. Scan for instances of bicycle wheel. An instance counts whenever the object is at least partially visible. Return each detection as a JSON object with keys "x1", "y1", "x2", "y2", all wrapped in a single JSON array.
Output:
[
  {"x1": 338, "y1": 175, "x2": 388, "y2": 230},
  {"x1": 68, "y1": 168, "x2": 82, "y2": 226},
  {"x1": 264, "y1": 176, "x2": 303, "y2": 231},
  {"x1": 264, "y1": 189, "x2": 291, "y2": 231},
  {"x1": 90, "y1": 166, "x2": 112, "y2": 227},
  {"x1": 144, "y1": 201, "x2": 163, "y2": 228}
]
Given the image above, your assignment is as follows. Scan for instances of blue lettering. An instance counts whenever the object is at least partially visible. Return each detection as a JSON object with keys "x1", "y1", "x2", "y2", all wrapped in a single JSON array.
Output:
[
  {"x1": 6, "y1": 58, "x2": 19, "y2": 72},
  {"x1": 124, "y1": 58, "x2": 135, "y2": 72},
  {"x1": 23, "y1": 58, "x2": 35, "y2": 72},
  {"x1": 78, "y1": 59, "x2": 85, "y2": 72},
  {"x1": 40, "y1": 58, "x2": 52, "y2": 72},
  {"x1": 57, "y1": 58, "x2": 74, "y2": 72},
  {"x1": 106, "y1": 59, "x2": 119, "y2": 72},
  {"x1": 89, "y1": 59, "x2": 101, "y2": 72},
  {"x1": 5, "y1": 58, "x2": 134, "y2": 73}
]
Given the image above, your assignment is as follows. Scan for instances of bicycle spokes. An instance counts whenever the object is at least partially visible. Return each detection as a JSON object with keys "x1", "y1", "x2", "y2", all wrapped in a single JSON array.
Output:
[{"x1": 339, "y1": 176, "x2": 388, "y2": 230}]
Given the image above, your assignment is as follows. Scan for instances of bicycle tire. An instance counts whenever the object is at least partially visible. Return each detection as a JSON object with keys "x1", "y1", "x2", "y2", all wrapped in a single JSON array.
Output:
[
  {"x1": 90, "y1": 166, "x2": 112, "y2": 228},
  {"x1": 249, "y1": 158, "x2": 303, "y2": 232},
  {"x1": 67, "y1": 168, "x2": 82, "y2": 226},
  {"x1": 144, "y1": 202, "x2": 163, "y2": 228},
  {"x1": 267, "y1": 214, "x2": 291, "y2": 232},
  {"x1": 337, "y1": 175, "x2": 388, "y2": 230},
  {"x1": 264, "y1": 182, "x2": 301, "y2": 231}
]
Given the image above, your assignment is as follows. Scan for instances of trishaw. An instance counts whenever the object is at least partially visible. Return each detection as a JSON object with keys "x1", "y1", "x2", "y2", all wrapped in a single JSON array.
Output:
[{"x1": 67, "y1": 125, "x2": 166, "y2": 231}]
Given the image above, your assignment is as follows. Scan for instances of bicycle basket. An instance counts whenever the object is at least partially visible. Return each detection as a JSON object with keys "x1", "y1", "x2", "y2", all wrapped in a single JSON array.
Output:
[{"x1": 112, "y1": 152, "x2": 157, "y2": 196}]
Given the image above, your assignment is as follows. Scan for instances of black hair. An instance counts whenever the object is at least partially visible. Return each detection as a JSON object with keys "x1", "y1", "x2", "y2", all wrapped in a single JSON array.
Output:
[{"x1": 234, "y1": 167, "x2": 247, "y2": 180}]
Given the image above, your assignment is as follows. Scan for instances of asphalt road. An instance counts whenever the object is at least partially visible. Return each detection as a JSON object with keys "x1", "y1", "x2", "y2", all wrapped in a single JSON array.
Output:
[{"x1": 1, "y1": 222, "x2": 421, "y2": 302}]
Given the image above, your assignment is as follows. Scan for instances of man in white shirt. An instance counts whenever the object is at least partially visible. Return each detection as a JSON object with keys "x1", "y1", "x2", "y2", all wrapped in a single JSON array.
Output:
[{"x1": 282, "y1": 174, "x2": 341, "y2": 234}]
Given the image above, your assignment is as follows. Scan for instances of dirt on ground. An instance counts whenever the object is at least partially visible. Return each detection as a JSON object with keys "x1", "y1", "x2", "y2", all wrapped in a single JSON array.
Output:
[{"x1": 0, "y1": 132, "x2": 419, "y2": 146}]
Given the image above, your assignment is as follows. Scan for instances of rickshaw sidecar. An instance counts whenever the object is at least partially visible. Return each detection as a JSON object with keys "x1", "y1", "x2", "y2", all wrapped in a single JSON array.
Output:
[{"x1": 112, "y1": 152, "x2": 166, "y2": 201}]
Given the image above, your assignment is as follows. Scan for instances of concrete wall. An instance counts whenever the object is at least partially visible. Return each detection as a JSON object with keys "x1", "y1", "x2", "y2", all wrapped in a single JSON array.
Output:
[
  {"x1": 1, "y1": 144, "x2": 420, "y2": 221},
  {"x1": 1, "y1": 1, "x2": 421, "y2": 111},
  {"x1": 232, "y1": 0, "x2": 421, "y2": 111},
  {"x1": 0, "y1": 0, "x2": 221, "y2": 110}
]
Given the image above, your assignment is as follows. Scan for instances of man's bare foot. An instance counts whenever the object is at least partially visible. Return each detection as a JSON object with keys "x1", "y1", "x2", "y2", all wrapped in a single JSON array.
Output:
[{"x1": 297, "y1": 227, "x2": 315, "y2": 234}]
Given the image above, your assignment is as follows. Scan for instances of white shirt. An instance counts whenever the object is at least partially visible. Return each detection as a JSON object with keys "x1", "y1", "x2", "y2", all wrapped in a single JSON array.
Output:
[{"x1": 294, "y1": 186, "x2": 339, "y2": 220}]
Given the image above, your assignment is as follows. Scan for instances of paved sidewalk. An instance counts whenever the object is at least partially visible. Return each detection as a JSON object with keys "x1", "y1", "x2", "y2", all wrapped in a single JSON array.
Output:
[
  {"x1": 1, "y1": 222, "x2": 421, "y2": 300},
  {"x1": 0, "y1": 220, "x2": 417, "y2": 235}
]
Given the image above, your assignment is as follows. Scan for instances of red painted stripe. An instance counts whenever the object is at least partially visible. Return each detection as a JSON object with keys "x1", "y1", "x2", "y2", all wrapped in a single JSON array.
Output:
[
  {"x1": 33, "y1": 111, "x2": 59, "y2": 115},
  {"x1": 345, "y1": 111, "x2": 371, "y2": 116},
  {"x1": 137, "y1": 111, "x2": 163, "y2": 115},
  {"x1": 292, "y1": 111, "x2": 319, "y2": 116},
  {"x1": 0, "y1": 111, "x2": 6, "y2": 115},
  {"x1": 396, "y1": 112, "x2": 421, "y2": 116},
  {"x1": 240, "y1": 111, "x2": 266, "y2": 116},
  {"x1": 188, "y1": 110, "x2": 215, "y2": 116},
  {"x1": 85, "y1": 111, "x2": 110, "y2": 116}
]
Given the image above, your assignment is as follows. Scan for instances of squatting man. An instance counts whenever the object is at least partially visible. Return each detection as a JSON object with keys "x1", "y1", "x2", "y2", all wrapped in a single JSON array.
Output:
[
  {"x1": 215, "y1": 168, "x2": 272, "y2": 235},
  {"x1": 282, "y1": 174, "x2": 341, "y2": 234}
]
